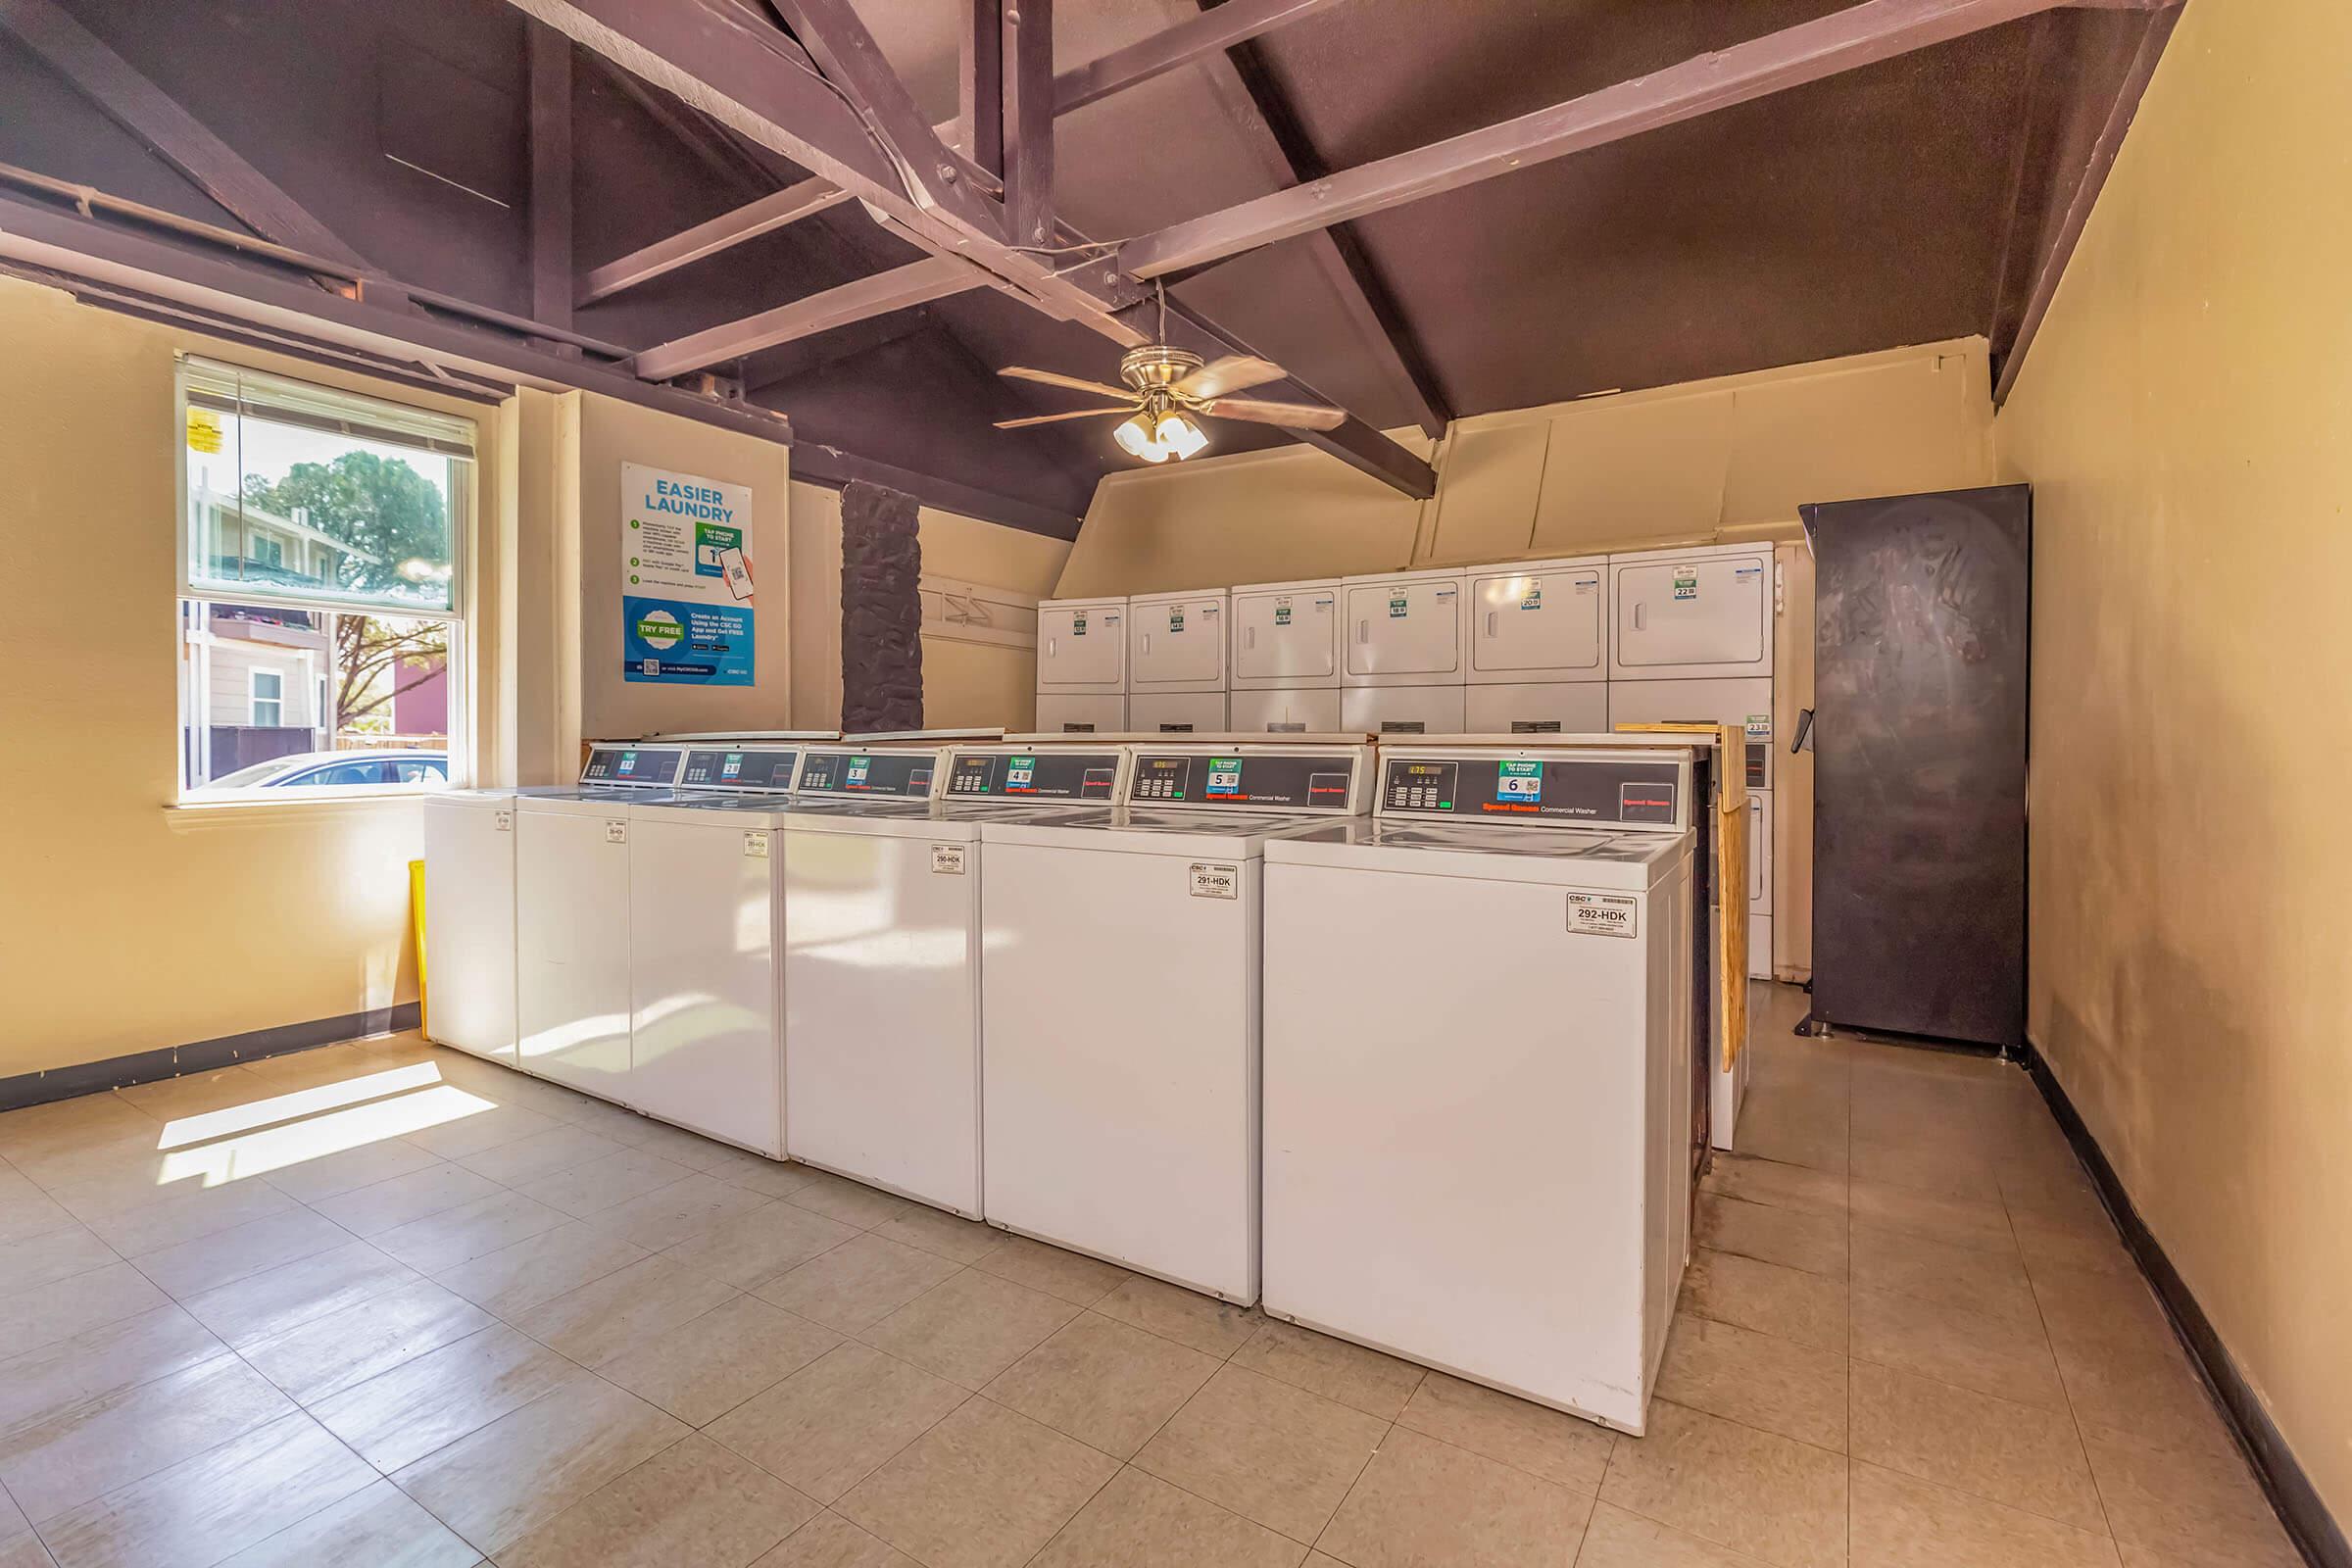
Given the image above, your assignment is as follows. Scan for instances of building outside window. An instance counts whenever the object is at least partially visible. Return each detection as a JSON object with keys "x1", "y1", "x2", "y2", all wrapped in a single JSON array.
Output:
[{"x1": 177, "y1": 358, "x2": 473, "y2": 798}]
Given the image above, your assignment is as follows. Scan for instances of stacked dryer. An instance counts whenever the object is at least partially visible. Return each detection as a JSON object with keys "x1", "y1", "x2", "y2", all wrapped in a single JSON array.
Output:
[
  {"x1": 1035, "y1": 595, "x2": 1127, "y2": 733},
  {"x1": 1126, "y1": 588, "x2": 1229, "y2": 732},
  {"x1": 1229, "y1": 578, "x2": 1342, "y2": 733},
  {"x1": 1339, "y1": 567, "x2": 1470, "y2": 734},
  {"x1": 1464, "y1": 556, "x2": 1609, "y2": 734}
]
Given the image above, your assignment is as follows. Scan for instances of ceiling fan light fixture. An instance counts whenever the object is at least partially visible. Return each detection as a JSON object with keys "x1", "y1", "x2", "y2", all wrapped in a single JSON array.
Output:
[
  {"x1": 1113, "y1": 411, "x2": 1158, "y2": 459},
  {"x1": 1155, "y1": 410, "x2": 1209, "y2": 460}
]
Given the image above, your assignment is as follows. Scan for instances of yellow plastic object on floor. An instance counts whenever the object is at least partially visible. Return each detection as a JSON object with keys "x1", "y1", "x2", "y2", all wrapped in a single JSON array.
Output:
[{"x1": 410, "y1": 858, "x2": 428, "y2": 1040}]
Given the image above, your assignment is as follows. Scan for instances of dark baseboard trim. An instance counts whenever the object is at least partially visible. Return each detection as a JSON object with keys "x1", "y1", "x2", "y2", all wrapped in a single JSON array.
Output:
[
  {"x1": 2021, "y1": 1039, "x2": 2346, "y2": 1568},
  {"x1": 0, "y1": 1003, "x2": 422, "y2": 1113}
]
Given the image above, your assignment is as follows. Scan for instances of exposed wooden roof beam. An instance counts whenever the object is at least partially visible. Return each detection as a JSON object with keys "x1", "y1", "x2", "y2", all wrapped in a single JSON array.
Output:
[
  {"x1": 1117, "y1": 0, "x2": 2092, "y2": 280},
  {"x1": 578, "y1": 178, "x2": 853, "y2": 306},
  {"x1": 632, "y1": 254, "x2": 991, "y2": 380},
  {"x1": 528, "y1": 24, "x2": 575, "y2": 333},
  {"x1": 1053, "y1": 0, "x2": 1348, "y2": 115}
]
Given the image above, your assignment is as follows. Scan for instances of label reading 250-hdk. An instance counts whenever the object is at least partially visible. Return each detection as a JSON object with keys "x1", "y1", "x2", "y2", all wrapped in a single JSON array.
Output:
[{"x1": 1565, "y1": 892, "x2": 1638, "y2": 938}]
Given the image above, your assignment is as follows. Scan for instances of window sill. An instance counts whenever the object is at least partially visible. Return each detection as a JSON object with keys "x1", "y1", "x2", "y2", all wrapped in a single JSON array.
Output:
[{"x1": 165, "y1": 792, "x2": 440, "y2": 832}]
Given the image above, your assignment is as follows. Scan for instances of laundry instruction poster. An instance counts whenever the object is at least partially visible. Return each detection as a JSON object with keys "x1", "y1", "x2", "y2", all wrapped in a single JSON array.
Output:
[{"x1": 620, "y1": 462, "x2": 756, "y2": 685}]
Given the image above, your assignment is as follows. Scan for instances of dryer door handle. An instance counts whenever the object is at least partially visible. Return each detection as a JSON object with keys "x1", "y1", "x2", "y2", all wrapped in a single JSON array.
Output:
[
  {"x1": 1356, "y1": 618, "x2": 1369, "y2": 645},
  {"x1": 1633, "y1": 602, "x2": 1647, "y2": 631}
]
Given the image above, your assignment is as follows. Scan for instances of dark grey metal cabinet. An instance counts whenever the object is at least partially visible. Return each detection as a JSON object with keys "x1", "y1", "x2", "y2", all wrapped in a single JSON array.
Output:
[{"x1": 1799, "y1": 485, "x2": 2031, "y2": 1050}]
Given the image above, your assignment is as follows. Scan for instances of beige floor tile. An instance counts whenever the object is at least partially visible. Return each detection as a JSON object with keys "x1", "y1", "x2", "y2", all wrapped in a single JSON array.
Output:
[
  {"x1": 1394, "y1": 1371, "x2": 1614, "y2": 1494},
  {"x1": 240, "y1": 1277, "x2": 493, "y2": 1405},
  {"x1": 599, "y1": 1296, "x2": 842, "y2": 1427},
  {"x1": 1229, "y1": 1319, "x2": 1426, "y2": 1421},
  {"x1": 498, "y1": 1432, "x2": 817, "y2": 1568},
  {"x1": 387, "y1": 1374, "x2": 687, "y2": 1556},
  {"x1": 707, "y1": 1343, "x2": 968, "y2": 1503},
  {"x1": 1849, "y1": 1359, "x2": 2104, "y2": 1532},
  {"x1": 403, "y1": 1102, "x2": 564, "y2": 1162},
  {"x1": 430, "y1": 1221, "x2": 649, "y2": 1319},
  {"x1": 595, "y1": 1174, "x2": 774, "y2": 1250},
  {"x1": 753, "y1": 1511, "x2": 918, "y2": 1566},
  {"x1": 610, "y1": 1118, "x2": 742, "y2": 1168},
  {"x1": 698, "y1": 1147, "x2": 823, "y2": 1199},
  {"x1": 2030, "y1": 1265, "x2": 2232, "y2": 1454},
  {"x1": 0, "y1": 1351, "x2": 294, "y2": 1523},
  {"x1": 310, "y1": 1324, "x2": 590, "y2": 1473},
  {"x1": 1730, "y1": 1094, "x2": 1849, "y2": 1176},
  {"x1": 112, "y1": 1067, "x2": 272, "y2": 1122},
  {"x1": 778, "y1": 1171, "x2": 920, "y2": 1229},
  {"x1": 211, "y1": 1476, "x2": 480, "y2": 1568},
  {"x1": 450, "y1": 1124, "x2": 625, "y2": 1188},
  {"x1": 1850, "y1": 1223, "x2": 2038, "y2": 1328},
  {"x1": 259, "y1": 1138, "x2": 445, "y2": 1204},
  {"x1": 0, "y1": 1534, "x2": 53, "y2": 1568},
  {"x1": 313, "y1": 1163, "x2": 505, "y2": 1239},
  {"x1": 528, "y1": 1094, "x2": 661, "y2": 1144},
  {"x1": 75, "y1": 1178, "x2": 298, "y2": 1258},
  {"x1": 2082, "y1": 1424, "x2": 2303, "y2": 1567},
  {"x1": 838, "y1": 1397, "x2": 1117, "y2": 1568},
  {"x1": 2010, "y1": 1206, "x2": 2134, "y2": 1278},
  {"x1": 1093, "y1": 1273, "x2": 1261, "y2": 1358},
  {"x1": 662, "y1": 1200, "x2": 858, "y2": 1290},
  {"x1": 4, "y1": 1133, "x2": 177, "y2": 1198},
  {"x1": 867, "y1": 1205, "x2": 1005, "y2": 1265},
  {"x1": 515, "y1": 1149, "x2": 697, "y2": 1220},
  {"x1": 1700, "y1": 1156, "x2": 1849, "y2": 1218},
  {"x1": 1029, "y1": 1466, "x2": 1304, "y2": 1567},
  {"x1": 970, "y1": 1236, "x2": 1131, "y2": 1307},
  {"x1": 0, "y1": 1225, "x2": 115, "y2": 1295},
  {"x1": 1320, "y1": 1425, "x2": 1594, "y2": 1567},
  {"x1": 0, "y1": 1304, "x2": 226, "y2": 1439},
  {"x1": 0, "y1": 1176, "x2": 74, "y2": 1247},
  {"x1": 1848, "y1": 1179, "x2": 2016, "y2": 1254},
  {"x1": 1132, "y1": 1363, "x2": 1388, "y2": 1543},
  {"x1": 860, "y1": 1267, "x2": 1080, "y2": 1390},
  {"x1": 512, "y1": 1253, "x2": 739, "y2": 1367},
  {"x1": 1849, "y1": 1460, "x2": 2121, "y2": 1567},
  {"x1": 1695, "y1": 1195, "x2": 1848, "y2": 1280},
  {"x1": 0, "y1": 1262, "x2": 170, "y2": 1356},
  {"x1": 1678, "y1": 1249, "x2": 1849, "y2": 1354},
  {"x1": 1574, "y1": 1499, "x2": 1773, "y2": 1565},
  {"x1": 754, "y1": 1236, "x2": 962, "y2": 1335},
  {"x1": 1656, "y1": 1316, "x2": 1847, "y2": 1451},
  {"x1": 35, "y1": 1411, "x2": 375, "y2": 1568},
  {"x1": 128, "y1": 1207, "x2": 355, "y2": 1299},
  {"x1": 1849, "y1": 1135, "x2": 2003, "y2": 1203},
  {"x1": 1596, "y1": 1399, "x2": 1847, "y2": 1568},
  {"x1": 372, "y1": 1188, "x2": 569, "y2": 1274},
  {"x1": 983, "y1": 1311, "x2": 1219, "y2": 1459},
  {"x1": 1849, "y1": 1283, "x2": 2067, "y2": 1411}
]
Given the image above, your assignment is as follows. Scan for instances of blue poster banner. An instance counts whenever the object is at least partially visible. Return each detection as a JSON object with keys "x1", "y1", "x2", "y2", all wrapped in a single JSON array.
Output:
[{"x1": 621, "y1": 594, "x2": 754, "y2": 685}]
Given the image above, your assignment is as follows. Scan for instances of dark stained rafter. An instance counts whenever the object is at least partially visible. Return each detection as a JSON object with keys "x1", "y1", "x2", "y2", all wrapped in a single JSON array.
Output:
[
  {"x1": 528, "y1": 24, "x2": 575, "y2": 333},
  {"x1": 1054, "y1": 0, "x2": 1348, "y2": 115},
  {"x1": 999, "y1": 0, "x2": 1053, "y2": 248},
  {"x1": 577, "y1": 177, "x2": 851, "y2": 306},
  {"x1": 632, "y1": 253, "x2": 991, "y2": 379},
  {"x1": 1115, "y1": 0, "x2": 2165, "y2": 280}
]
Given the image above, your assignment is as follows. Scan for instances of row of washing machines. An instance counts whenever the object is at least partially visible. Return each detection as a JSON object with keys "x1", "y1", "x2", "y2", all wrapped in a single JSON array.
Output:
[
  {"x1": 421, "y1": 731, "x2": 1705, "y2": 1432},
  {"x1": 1037, "y1": 542, "x2": 1778, "y2": 978}
]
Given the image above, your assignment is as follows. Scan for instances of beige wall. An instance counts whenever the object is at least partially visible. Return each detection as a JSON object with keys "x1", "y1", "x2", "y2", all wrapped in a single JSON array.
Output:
[
  {"x1": 0, "y1": 276, "x2": 503, "y2": 1076},
  {"x1": 1994, "y1": 0, "x2": 2352, "y2": 1523},
  {"x1": 1056, "y1": 338, "x2": 1994, "y2": 598}
]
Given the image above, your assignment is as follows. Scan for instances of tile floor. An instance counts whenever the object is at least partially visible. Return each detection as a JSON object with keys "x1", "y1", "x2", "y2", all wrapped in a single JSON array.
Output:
[{"x1": 0, "y1": 986, "x2": 2306, "y2": 1567}]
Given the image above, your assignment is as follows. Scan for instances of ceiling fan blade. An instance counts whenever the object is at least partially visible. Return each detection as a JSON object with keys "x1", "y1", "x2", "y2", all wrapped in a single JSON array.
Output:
[
  {"x1": 998, "y1": 366, "x2": 1134, "y2": 401},
  {"x1": 993, "y1": 408, "x2": 1133, "y2": 428},
  {"x1": 1203, "y1": 396, "x2": 1348, "y2": 431},
  {"x1": 1174, "y1": 355, "x2": 1285, "y2": 400}
]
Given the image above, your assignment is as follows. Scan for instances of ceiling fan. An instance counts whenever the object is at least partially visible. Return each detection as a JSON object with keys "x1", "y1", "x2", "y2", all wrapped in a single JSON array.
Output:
[{"x1": 992, "y1": 345, "x2": 1345, "y2": 463}]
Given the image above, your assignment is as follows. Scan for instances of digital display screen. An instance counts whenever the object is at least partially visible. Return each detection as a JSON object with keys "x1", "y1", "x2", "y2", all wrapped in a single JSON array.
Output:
[
  {"x1": 795, "y1": 751, "x2": 935, "y2": 798},
  {"x1": 1380, "y1": 756, "x2": 1682, "y2": 823},
  {"x1": 580, "y1": 747, "x2": 680, "y2": 785},
  {"x1": 1129, "y1": 753, "x2": 1356, "y2": 809},
  {"x1": 680, "y1": 749, "x2": 796, "y2": 791},
  {"x1": 946, "y1": 752, "x2": 1118, "y2": 800}
]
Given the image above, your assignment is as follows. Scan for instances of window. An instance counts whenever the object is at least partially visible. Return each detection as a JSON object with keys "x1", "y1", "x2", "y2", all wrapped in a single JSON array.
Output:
[
  {"x1": 250, "y1": 669, "x2": 285, "y2": 727},
  {"x1": 178, "y1": 359, "x2": 474, "y2": 799}
]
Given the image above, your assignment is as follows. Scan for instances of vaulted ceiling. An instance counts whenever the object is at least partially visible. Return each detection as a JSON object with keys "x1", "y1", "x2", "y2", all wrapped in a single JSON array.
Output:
[{"x1": 0, "y1": 0, "x2": 2175, "y2": 535}]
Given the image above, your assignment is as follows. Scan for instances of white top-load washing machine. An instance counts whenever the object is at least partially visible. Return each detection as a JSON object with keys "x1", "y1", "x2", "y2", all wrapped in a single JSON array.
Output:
[
  {"x1": 979, "y1": 741, "x2": 1372, "y2": 1303},
  {"x1": 779, "y1": 742, "x2": 1129, "y2": 1216},
  {"x1": 1035, "y1": 596, "x2": 1128, "y2": 734},
  {"x1": 621, "y1": 743, "x2": 808, "y2": 1156},
  {"x1": 1125, "y1": 588, "x2": 1230, "y2": 733},
  {"x1": 1464, "y1": 556, "x2": 1609, "y2": 735},
  {"x1": 514, "y1": 744, "x2": 689, "y2": 1103},
  {"x1": 1261, "y1": 740, "x2": 1699, "y2": 1433},
  {"x1": 1338, "y1": 567, "x2": 1470, "y2": 735},
  {"x1": 1228, "y1": 578, "x2": 1343, "y2": 734},
  {"x1": 422, "y1": 783, "x2": 519, "y2": 1064}
]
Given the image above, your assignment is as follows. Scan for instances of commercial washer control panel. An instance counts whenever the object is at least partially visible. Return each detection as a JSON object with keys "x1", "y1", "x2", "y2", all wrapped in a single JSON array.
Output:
[
  {"x1": 1123, "y1": 746, "x2": 1370, "y2": 812},
  {"x1": 679, "y1": 747, "x2": 799, "y2": 793},
  {"x1": 577, "y1": 745, "x2": 685, "y2": 786},
  {"x1": 793, "y1": 749, "x2": 939, "y2": 799},
  {"x1": 1375, "y1": 748, "x2": 1690, "y2": 830},
  {"x1": 944, "y1": 749, "x2": 1123, "y2": 801}
]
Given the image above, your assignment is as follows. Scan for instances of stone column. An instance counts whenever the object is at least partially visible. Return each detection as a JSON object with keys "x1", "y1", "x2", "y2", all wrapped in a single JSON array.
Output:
[{"x1": 839, "y1": 480, "x2": 923, "y2": 732}]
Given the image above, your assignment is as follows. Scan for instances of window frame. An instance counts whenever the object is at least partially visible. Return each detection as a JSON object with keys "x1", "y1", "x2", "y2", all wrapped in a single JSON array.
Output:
[
  {"x1": 175, "y1": 358, "x2": 476, "y2": 806},
  {"x1": 248, "y1": 667, "x2": 285, "y2": 727}
]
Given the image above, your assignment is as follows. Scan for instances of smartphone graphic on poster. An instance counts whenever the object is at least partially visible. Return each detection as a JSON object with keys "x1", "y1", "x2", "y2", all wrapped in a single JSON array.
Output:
[{"x1": 718, "y1": 546, "x2": 754, "y2": 602}]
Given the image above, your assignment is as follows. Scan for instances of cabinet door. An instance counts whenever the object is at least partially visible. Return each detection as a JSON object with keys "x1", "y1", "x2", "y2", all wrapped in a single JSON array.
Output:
[
  {"x1": 1345, "y1": 580, "x2": 1462, "y2": 678},
  {"x1": 1472, "y1": 567, "x2": 1602, "y2": 675},
  {"x1": 1613, "y1": 555, "x2": 1769, "y2": 671},
  {"x1": 1233, "y1": 589, "x2": 1337, "y2": 683},
  {"x1": 1037, "y1": 604, "x2": 1124, "y2": 689},
  {"x1": 1130, "y1": 597, "x2": 1226, "y2": 686}
]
